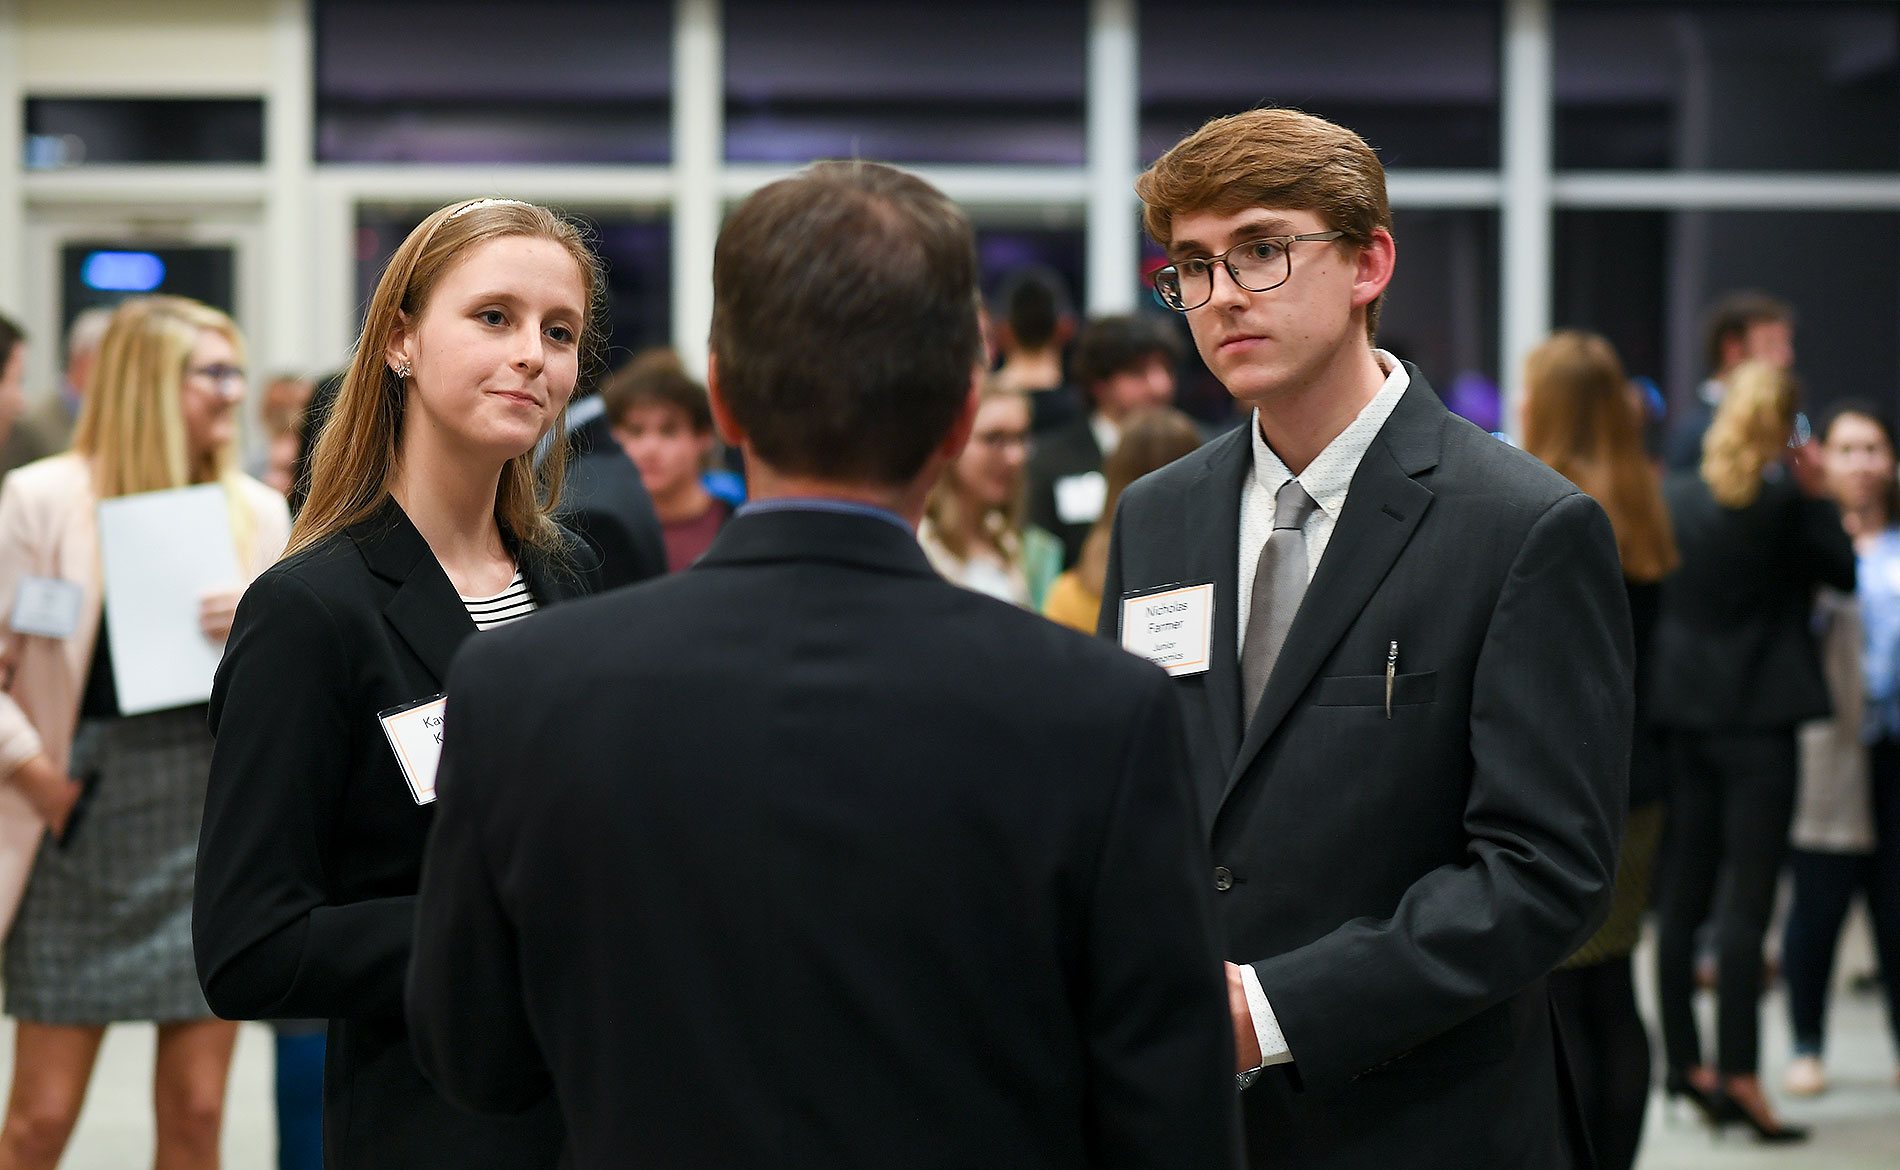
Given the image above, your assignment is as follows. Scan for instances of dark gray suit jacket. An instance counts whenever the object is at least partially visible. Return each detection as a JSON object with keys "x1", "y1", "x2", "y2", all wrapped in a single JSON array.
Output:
[{"x1": 1100, "y1": 368, "x2": 1632, "y2": 1170}]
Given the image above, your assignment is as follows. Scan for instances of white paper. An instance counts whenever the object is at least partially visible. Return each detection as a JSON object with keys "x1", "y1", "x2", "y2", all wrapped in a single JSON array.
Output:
[
  {"x1": 96, "y1": 485, "x2": 242, "y2": 715},
  {"x1": 1054, "y1": 472, "x2": 1108, "y2": 526},
  {"x1": 9, "y1": 576, "x2": 83, "y2": 639},
  {"x1": 1119, "y1": 583, "x2": 1214, "y2": 677},
  {"x1": 379, "y1": 695, "x2": 447, "y2": 805}
]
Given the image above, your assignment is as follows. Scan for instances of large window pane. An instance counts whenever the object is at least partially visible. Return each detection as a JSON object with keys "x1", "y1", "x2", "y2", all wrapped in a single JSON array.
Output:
[
  {"x1": 1555, "y1": 3, "x2": 1900, "y2": 170},
  {"x1": 724, "y1": 1, "x2": 1085, "y2": 164},
  {"x1": 1555, "y1": 210, "x2": 1900, "y2": 428},
  {"x1": 354, "y1": 206, "x2": 672, "y2": 377},
  {"x1": 1140, "y1": 1, "x2": 1501, "y2": 168},
  {"x1": 25, "y1": 99, "x2": 264, "y2": 167},
  {"x1": 316, "y1": 0, "x2": 671, "y2": 164}
]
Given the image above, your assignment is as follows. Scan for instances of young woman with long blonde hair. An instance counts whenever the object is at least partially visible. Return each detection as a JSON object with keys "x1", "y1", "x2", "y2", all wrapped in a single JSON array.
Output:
[
  {"x1": 1649, "y1": 360, "x2": 1856, "y2": 1142},
  {"x1": 193, "y1": 198, "x2": 606, "y2": 1169},
  {"x1": 0, "y1": 296, "x2": 289, "y2": 1170}
]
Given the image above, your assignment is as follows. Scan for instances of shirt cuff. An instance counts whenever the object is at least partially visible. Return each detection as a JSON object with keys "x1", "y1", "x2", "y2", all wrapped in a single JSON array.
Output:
[{"x1": 1239, "y1": 963, "x2": 1294, "y2": 1068}]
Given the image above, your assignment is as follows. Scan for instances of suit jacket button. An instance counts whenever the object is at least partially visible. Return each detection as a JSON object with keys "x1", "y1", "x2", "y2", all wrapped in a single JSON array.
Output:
[{"x1": 1213, "y1": 867, "x2": 1234, "y2": 892}]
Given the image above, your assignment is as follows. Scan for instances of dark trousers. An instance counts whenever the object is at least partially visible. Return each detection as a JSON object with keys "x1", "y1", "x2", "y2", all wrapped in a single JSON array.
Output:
[
  {"x1": 1654, "y1": 730, "x2": 1798, "y2": 1076},
  {"x1": 1549, "y1": 957, "x2": 1649, "y2": 1170},
  {"x1": 1780, "y1": 737, "x2": 1900, "y2": 1057}
]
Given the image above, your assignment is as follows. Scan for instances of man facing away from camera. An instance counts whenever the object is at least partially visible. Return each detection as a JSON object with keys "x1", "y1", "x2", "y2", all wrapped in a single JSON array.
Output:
[
  {"x1": 1100, "y1": 108, "x2": 1632, "y2": 1169},
  {"x1": 406, "y1": 159, "x2": 1241, "y2": 1170}
]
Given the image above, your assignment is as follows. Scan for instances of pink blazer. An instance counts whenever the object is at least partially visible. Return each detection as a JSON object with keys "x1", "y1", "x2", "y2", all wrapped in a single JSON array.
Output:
[{"x1": 0, "y1": 453, "x2": 290, "y2": 939}]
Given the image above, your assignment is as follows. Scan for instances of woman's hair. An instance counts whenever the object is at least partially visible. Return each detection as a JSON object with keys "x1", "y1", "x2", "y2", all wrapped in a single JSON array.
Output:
[
  {"x1": 1817, "y1": 398, "x2": 1900, "y2": 522},
  {"x1": 287, "y1": 198, "x2": 604, "y2": 558},
  {"x1": 924, "y1": 381, "x2": 1027, "y2": 566},
  {"x1": 1075, "y1": 407, "x2": 1204, "y2": 597},
  {"x1": 1521, "y1": 330, "x2": 1679, "y2": 583},
  {"x1": 1701, "y1": 359, "x2": 1800, "y2": 510},
  {"x1": 70, "y1": 296, "x2": 257, "y2": 559}
]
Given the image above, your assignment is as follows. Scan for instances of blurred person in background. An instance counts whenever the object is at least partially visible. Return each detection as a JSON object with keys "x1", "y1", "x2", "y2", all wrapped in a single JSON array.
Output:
[
  {"x1": 0, "y1": 308, "x2": 111, "y2": 481},
  {"x1": 1521, "y1": 330, "x2": 1679, "y2": 1170},
  {"x1": 555, "y1": 352, "x2": 667, "y2": 590},
  {"x1": 1042, "y1": 406, "x2": 1202, "y2": 633},
  {"x1": 1026, "y1": 314, "x2": 1180, "y2": 567},
  {"x1": 920, "y1": 381, "x2": 1061, "y2": 608},
  {"x1": 990, "y1": 265, "x2": 1077, "y2": 434},
  {"x1": 604, "y1": 349, "x2": 731, "y2": 572},
  {"x1": 1779, "y1": 400, "x2": 1900, "y2": 1098},
  {"x1": 1664, "y1": 292, "x2": 1796, "y2": 472},
  {"x1": 252, "y1": 375, "x2": 314, "y2": 496},
  {"x1": 0, "y1": 296, "x2": 289, "y2": 1170},
  {"x1": 1649, "y1": 360, "x2": 1855, "y2": 1142},
  {"x1": 194, "y1": 198, "x2": 605, "y2": 1170},
  {"x1": 0, "y1": 317, "x2": 25, "y2": 470}
]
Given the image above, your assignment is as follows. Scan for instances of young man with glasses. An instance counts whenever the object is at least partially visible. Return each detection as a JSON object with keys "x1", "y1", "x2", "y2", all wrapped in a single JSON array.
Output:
[{"x1": 1099, "y1": 108, "x2": 1633, "y2": 1169}]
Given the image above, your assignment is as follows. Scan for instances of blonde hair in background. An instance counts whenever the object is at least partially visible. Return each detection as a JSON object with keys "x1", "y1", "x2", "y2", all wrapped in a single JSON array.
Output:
[
  {"x1": 924, "y1": 380, "x2": 1027, "y2": 568},
  {"x1": 72, "y1": 295, "x2": 256, "y2": 562},
  {"x1": 1074, "y1": 407, "x2": 1204, "y2": 598},
  {"x1": 287, "y1": 197, "x2": 604, "y2": 559},
  {"x1": 1701, "y1": 360, "x2": 1800, "y2": 510},
  {"x1": 1521, "y1": 330, "x2": 1679, "y2": 584}
]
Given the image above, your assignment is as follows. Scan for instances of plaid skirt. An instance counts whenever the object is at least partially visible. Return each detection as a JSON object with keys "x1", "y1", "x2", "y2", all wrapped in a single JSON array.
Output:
[{"x1": 3, "y1": 706, "x2": 215, "y2": 1024}]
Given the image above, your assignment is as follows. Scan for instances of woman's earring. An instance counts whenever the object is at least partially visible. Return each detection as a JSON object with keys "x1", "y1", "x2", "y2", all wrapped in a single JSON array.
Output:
[{"x1": 394, "y1": 357, "x2": 412, "y2": 380}]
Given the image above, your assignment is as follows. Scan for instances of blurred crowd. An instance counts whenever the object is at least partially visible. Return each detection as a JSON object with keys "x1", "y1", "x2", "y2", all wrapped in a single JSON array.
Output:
[{"x1": 0, "y1": 254, "x2": 1893, "y2": 1170}]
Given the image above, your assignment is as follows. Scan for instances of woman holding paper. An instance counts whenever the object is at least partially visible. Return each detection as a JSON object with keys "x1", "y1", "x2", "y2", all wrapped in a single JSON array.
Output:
[
  {"x1": 194, "y1": 198, "x2": 604, "y2": 1170},
  {"x1": 0, "y1": 295, "x2": 289, "y2": 1170}
]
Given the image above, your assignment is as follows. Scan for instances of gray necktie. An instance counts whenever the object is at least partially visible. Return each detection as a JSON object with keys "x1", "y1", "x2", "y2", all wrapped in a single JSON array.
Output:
[{"x1": 1240, "y1": 478, "x2": 1319, "y2": 722}]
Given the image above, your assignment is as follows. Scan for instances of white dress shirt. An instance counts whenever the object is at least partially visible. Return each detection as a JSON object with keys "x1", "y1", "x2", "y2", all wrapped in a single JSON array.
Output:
[{"x1": 1233, "y1": 350, "x2": 1410, "y2": 1068}]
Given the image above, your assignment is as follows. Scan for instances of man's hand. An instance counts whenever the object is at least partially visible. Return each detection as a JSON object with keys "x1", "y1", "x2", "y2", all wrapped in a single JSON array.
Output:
[{"x1": 1225, "y1": 960, "x2": 1264, "y2": 1072}]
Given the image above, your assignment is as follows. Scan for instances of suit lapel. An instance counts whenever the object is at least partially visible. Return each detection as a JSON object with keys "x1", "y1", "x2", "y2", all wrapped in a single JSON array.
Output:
[
  {"x1": 1222, "y1": 378, "x2": 1447, "y2": 806},
  {"x1": 1191, "y1": 427, "x2": 1252, "y2": 780},
  {"x1": 351, "y1": 505, "x2": 475, "y2": 691}
]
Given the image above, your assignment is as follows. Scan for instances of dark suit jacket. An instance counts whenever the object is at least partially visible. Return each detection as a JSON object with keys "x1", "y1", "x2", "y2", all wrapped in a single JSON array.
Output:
[
  {"x1": 195, "y1": 502, "x2": 601, "y2": 1170},
  {"x1": 1099, "y1": 369, "x2": 1632, "y2": 1170},
  {"x1": 558, "y1": 413, "x2": 667, "y2": 589},
  {"x1": 1026, "y1": 413, "x2": 1105, "y2": 568},
  {"x1": 1663, "y1": 400, "x2": 1714, "y2": 473},
  {"x1": 407, "y1": 506, "x2": 1242, "y2": 1170},
  {"x1": 1649, "y1": 470, "x2": 1856, "y2": 731}
]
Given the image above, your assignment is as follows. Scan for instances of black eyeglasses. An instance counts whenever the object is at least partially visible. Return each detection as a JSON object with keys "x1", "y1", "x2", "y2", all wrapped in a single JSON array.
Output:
[{"x1": 1150, "y1": 231, "x2": 1346, "y2": 312}]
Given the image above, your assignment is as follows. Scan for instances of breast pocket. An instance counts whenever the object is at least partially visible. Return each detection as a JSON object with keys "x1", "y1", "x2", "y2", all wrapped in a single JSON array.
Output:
[{"x1": 1312, "y1": 670, "x2": 1437, "y2": 708}]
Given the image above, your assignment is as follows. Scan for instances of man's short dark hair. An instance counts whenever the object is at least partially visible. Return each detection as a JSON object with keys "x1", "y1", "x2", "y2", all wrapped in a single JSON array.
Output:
[
  {"x1": 994, "y1": 265, "x2": 1071, "y2": 351},
  {"x1": 1074, "y1": 314, "x2": 1182, "y2": 397},
  {"x1": 1702, "y1": 290, "x2": 1793, "y2": 375},
  {"x1": 710, "y1": 160, "x2": 980, "y2": 485},
  {"x1": 603, "y1": 348, "x2": 711, "y2": 434}
]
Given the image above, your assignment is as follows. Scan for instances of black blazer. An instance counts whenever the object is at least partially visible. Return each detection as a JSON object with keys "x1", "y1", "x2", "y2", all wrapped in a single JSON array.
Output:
[
  {"x1": 558, "y1": 413, "x2": 667, "y2": 589},
  {"x1": 194, "y1": 502, "x2": 601, "y2": 1170},
  {"x1": 1025, "y1": 412, "x2": 1105, "y2": 568},
  {"x1": 406, "y1": 507, "x2": 1242, "y2": 1170},
  {"x1": 1648, "y1": 470, "x2": 1856, "y2": 731},
  {"x1": 1100, "y1": 370, "x2": 1632, "y2": 1170}
]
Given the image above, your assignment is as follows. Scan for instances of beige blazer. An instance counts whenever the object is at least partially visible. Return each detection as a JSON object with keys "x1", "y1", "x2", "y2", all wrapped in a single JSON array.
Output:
[
  {"x1": 1794, "y1": 587, "x2": 1877, "y2": 853},
  {"x1": 0, "y1": 453, "x2": 290, "y2": 938}
]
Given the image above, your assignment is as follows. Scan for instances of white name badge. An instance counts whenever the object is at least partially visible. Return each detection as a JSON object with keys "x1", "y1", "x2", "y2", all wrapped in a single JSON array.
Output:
[
  {"x1": 378, "y1": 694, "x2": 447, "y2": 805},
  {"x1": 1054, "y1": 471, "x2": 1108, "y2": 526},
  {"x1": 1119, "y1": 581, "x2": 1214, "y2": 677},
  {"x1": 9, "y1": 576, "x2": 84, "y2": 640}
]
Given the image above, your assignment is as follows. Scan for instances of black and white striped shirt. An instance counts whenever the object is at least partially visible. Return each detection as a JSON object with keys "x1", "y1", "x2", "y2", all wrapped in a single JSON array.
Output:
[{"x1": 460, "y1": 569, "x2": 538, "y2": 630}]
